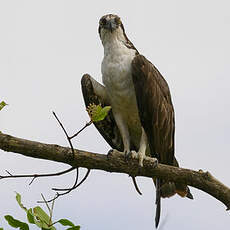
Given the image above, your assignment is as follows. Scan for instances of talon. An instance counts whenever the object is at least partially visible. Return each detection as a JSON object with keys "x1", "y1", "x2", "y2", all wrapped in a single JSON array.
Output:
[
  {"x1": 130, "y1": 150, "x2": 137, "y2": 159},
  {"x1": 124, "y1": 150, "x2": 131, "y2": 161},
  {"x1": 124, "y1": 150, "x2": 137, "y2": 161},
  {"x1": 151, "y1": 158, "x2": 158, "y2": 168},
  {"x1": 107, "y1": 149, "x2": 114, "y2": 159}
]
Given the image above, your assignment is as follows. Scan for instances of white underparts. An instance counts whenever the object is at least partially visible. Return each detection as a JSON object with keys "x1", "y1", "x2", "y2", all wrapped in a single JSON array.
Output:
[{"x1": 100, "y1": 25, "x2": 146, "y2": 165}]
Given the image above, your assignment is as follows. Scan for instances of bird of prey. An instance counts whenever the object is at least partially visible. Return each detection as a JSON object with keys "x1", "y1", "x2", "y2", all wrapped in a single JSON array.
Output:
[{"x1": 81, "y1": 14, "x2": 193, "y2": 228}]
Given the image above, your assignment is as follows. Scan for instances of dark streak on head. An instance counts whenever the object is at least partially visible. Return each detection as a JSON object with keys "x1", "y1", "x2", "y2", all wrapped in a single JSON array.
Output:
[{"x1": 98, "y1": 14, "x2": 139, "y2": 54}]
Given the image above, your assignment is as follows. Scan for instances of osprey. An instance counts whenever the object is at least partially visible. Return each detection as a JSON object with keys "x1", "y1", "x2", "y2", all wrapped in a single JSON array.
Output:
[{"x1": 81, "y1": 14, "x2": 193, "y2": 228}]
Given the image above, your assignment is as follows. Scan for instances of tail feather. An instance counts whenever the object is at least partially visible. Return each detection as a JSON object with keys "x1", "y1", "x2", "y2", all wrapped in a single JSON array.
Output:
[
  {"x1": 155, "y1": 179, "x2": 161, "y2": 228},
  {"x1": 153, "y1": 157, "x2": 194, "y2": 228},
  {"x1": 186, "y1": 187, "x2": 194, "y2": 199}
]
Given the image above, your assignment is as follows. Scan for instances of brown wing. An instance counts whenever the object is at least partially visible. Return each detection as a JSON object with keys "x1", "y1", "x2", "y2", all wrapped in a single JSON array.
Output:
[
  {"x1": 81, "y1": 74, "x2": 124, "y2": 151},
  {"x1": 132, "y1": 55, "x2": 175, "y2": 165},
  {"x1": 81, "y1": 74, "x2": 142, "y2": 195},
  {"x1": 132, "y1": 55, "x2": 193, "y2": 228},
  {"x1": 132, "y1": 55, "x2": 176, "y2": 228}
]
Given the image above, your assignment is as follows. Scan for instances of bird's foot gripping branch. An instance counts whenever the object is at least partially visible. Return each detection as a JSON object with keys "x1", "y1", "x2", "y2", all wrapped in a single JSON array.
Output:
[{"x1": 1, "y1": 131, "x2": 230, "y2": 211}]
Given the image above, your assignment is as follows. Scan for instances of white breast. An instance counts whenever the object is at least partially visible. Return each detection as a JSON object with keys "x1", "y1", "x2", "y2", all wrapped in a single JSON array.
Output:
[
  {"x1": 101, "y1": 35, "x2": 142, "y2": 144},
  {"x1": 102, "y1": 37, "x2": 136, "y2": 109}
]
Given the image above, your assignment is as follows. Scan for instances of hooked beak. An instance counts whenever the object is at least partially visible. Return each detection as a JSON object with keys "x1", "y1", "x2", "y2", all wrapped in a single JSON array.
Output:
[{"x1": 104, "y1": 20, "x2": 117, "y2": 33}]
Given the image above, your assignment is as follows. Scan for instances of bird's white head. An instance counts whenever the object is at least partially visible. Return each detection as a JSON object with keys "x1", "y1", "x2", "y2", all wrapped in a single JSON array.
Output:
[
  {"x1": 98, "y1": 14, "x2": 124, "y2": 41},
  {"x1": 98, "y1": 14, "x2": 138, "y2": 52}
]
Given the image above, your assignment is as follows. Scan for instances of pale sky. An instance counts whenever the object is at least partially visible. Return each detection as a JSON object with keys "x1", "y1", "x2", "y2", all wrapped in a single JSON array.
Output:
[{"x1": 0, "y1": 0, "x2": 230, "y2": 229}]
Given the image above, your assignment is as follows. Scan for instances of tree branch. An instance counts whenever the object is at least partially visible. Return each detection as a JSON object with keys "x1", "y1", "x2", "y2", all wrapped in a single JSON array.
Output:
[{"x1": 0, "y1": 132, "x2": 230, "y2": 210}]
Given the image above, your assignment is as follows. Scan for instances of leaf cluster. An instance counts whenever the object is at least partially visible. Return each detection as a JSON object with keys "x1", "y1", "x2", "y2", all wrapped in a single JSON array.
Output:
[
  {"x1": 1, "y1": 193, "x2": 80, "y2": 230},
  {"x1": 86, "y1": 103, "x2": 111, "y2": 122}
]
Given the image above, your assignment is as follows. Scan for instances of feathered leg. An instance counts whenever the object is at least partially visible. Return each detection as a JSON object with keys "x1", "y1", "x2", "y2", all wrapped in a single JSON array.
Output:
[
  {"x1": 112, "y1": 112, "x2": 130, "y2": 156},
  {"x1": 136, "y1": 127, "x2": 147, "y2": 167}
]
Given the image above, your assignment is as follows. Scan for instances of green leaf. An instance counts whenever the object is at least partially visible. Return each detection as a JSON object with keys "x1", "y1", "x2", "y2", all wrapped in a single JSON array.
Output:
[
  {"x1": 0, "y1": 101, "x2": 8, "y2": 111},
  {"x1": 66, "y1": 226, "x2": 80, "y2": 230},
  {"x1": 0, "y1": 228, "x2": 4, "y2": 230},
  {"x1": 27, "y1": 208, "x2": 35, "y2": 224},
  {"x1": 98, "y1": 106, "x2": 112, "y2": 121},
  {"x1": 87, "y1": 104, "x2": 111, "y2": 122},
  {"x1": 4, "y1": 215, "x2": 29, "y2": 230},
  {"x1": 33, "y1": 220, "x2": 43, "y2": 229},
  {"x1": 15, "y1": 192, "x2": 27, "y2": 212},
  {"x1": 33, "y1": 206, "x2": 50, "y2": 223},
  {"x1": 57, "y1": 219, "x2": 75, "y2": 227},
  {"x1": 32, "y1": 206, "x2": 56, "y2": 230}
]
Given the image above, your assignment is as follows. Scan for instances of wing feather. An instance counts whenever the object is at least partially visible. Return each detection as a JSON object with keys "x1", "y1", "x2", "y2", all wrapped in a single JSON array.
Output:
[
  {"x1": 81, "y1": 74, "x2": 123, "y2": 151},
  {"x1": 131, "y1": 55, "x2": 175, "y2": 165},
  {"x1": 81, "y1": 74, "x2": 142, "y2": 195},
  {"x1": 132, "y1": 55, "x2": 176, "y2": 228}
]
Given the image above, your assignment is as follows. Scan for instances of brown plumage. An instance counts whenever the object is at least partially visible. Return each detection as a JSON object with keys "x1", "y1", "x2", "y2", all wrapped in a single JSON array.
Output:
[
  {"x1": 132, "y1": 55, "x2": 193, "y2": 227},
  {"x1": 81, "y1": 74, "x2": 123, "y2": 152},
  {"x1": 82, "y1": 14, "x2": 193, "y2": 229},
  {"x1": 132, "y1": 55, "x2": 175, "y2": 165},
  {"x1": 81, "y1": 71, "x2": 193, "y2": 228},
  {"x1": 81, "y1": 74, "x2": 142, "y2": 195}
]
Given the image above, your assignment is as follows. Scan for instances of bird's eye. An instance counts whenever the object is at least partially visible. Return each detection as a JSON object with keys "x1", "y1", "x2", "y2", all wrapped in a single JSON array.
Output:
[
  {"x1": 115, "y1": 17, "x2": 121, "y2": 25},
  {"x1": 100, "y1": 18, "x2": 107, "y2": 26}
]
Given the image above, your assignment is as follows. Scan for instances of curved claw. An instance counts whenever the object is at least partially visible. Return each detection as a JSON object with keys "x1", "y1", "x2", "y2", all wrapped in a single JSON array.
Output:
[
  {"x1": 124, "y1": 150, "x2": 131, "y2": 161},
  {"x1": 107, "y1": 149, "x2": 114, "y2": 159},
  {"x1": 151, "y1": 158, "x2": 158, "y2": 168}
]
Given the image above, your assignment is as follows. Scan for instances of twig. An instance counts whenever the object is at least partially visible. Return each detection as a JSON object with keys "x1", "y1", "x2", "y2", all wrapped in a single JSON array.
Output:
[
  {"x1": 0, "y1": 167, "x2": 75, "y2": 184},
  {"x1": 41, "y1": 193, "x2": 55, "y2": 226},
  {"x1": 69, "y1": 121, "x2": 92, "y2": 139},
  {"x1": 50, "y1": 194, "x2": 55, "y2": 224},
  {"x1": 38, "y1": 169, "x2": 79, "y2": 203},
  {"x1": 52, "y1": 111, "x2": 75, "y2": 156},
  {"x1": 0, "y1": 111, "x2": 93, "y2": 204},
  {"x1": 131, "y1": 176, "x2": 142, "y2": 195},
  {"x1": 52, "y1": 169, "x2": 90, "y2": 191},
  {"x1": 52, "y1": 111, "x2": 92, "y2": 201}
]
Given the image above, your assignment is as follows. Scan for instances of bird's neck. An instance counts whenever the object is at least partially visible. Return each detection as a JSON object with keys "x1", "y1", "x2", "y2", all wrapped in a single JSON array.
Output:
[
  {"x1": 103, "y1": 39, "x2": 126, "y2": 57},
  {"x1": 101, "y1": 28, "x2": 130, "y2": 57}
]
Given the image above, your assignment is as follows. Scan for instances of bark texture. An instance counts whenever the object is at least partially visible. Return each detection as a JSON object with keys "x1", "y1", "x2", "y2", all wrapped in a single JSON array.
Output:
[{"x1": 0, "y1": 132, "x2": 230, "y2": 210}]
